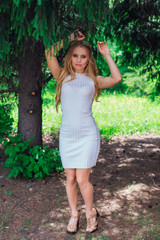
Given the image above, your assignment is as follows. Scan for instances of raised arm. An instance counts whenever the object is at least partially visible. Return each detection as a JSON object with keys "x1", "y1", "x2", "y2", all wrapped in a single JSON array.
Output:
[
  {"x1": 96, "y1": 41, "x2": 122, "y2": 89},
  {"x1": 45, "y1": 31, "x2": 85, "y2": 81},
  {"x1": 45, "y1": 45, "x2": 62, "y2": 80}
]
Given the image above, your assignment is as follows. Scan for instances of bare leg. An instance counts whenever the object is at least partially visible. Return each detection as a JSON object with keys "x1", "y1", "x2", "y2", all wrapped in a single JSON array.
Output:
[
  {"x1": 76, "y1": 168, "x2": 98, "y2": 232},
  {"x1": 65, "y1": 169, "x2": 78, "y2": 217},
  {"x1": 76, "y1": 168, "x2": 94, "y2": 218}
]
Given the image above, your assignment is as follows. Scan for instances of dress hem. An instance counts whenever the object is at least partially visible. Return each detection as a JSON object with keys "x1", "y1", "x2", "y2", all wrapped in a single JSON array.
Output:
[{"x1": 63, "y1": 164, "x2": 96, "y2": 169}]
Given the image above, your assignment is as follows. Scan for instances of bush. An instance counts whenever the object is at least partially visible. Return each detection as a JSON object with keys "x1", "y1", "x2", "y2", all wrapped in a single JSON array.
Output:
[
  {"x1": 0, "y1": 134, "x2": 63, "y2": 180},
  {"x1": 122, "y1": 60, "x2": 160, "y2": 99},
  {"x1": 0, "y1": 105, "x2": 14, "y2": 137}
]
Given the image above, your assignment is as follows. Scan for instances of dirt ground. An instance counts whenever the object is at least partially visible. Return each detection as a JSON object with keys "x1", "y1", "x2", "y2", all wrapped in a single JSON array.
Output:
[{"x1": 0, "y1": 134, "x2": 160, "y2": 240}]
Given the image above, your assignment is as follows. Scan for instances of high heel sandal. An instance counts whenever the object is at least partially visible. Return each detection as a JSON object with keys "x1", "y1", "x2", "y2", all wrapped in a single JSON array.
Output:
[
  {"x1": 86, "y1": 208, "x2": 99, "y2": 233},
  {"x1": 67, "y1": 214, "x2": 79, "y2": 234}
]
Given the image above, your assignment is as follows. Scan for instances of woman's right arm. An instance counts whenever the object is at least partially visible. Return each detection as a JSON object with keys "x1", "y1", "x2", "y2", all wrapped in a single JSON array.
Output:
[
  {"x1": 45, "y1": 31, "x2": 85, "y2": 81},
  {"x1": 45, "y1": 41, "x2": 64, "y2": 81}
]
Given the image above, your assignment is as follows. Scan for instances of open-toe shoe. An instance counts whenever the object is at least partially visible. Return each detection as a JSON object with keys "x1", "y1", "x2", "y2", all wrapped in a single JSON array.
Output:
[
  {"x1": 67, "y1": 214, "x2": 79, "y2": 234},
  {"x1": 86, "y1": 208, "x2": 99, "y2": 233}
]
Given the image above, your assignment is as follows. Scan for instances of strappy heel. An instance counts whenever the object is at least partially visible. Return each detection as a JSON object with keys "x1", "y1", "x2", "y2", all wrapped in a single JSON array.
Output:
[
  {"x1": 67, "y1": 214, "x2": 79, "y2": 234},
  {"x1": 86, "y1": 208, "x2": 99, "y2": 233}
]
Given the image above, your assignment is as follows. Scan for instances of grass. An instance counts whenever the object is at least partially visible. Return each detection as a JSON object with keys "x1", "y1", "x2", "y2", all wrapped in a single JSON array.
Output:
[
  {"x1": 41, "y1": 87, "x2": 160, "y2": 139},
  {"x1": 133, "y1": 214, "x2": 160, "y2": 240},
  {"x1": 6, "y1": 89, "x2": 160, "y2": 139},
  {"x1": 0, "y1": 211, "x2": 11, "y2": 234},
  {"x1": 93, "y1": 92, "x2": 160, "y2": 138},
  {"x1": 108, "y1": 205, "x2": 160, "y2": 240},
  {"x1": 2, "y1": 85, "x2": 160, "y2": 140},
  {"x1": 1, "y1": 91, "x2": 160, "y2": 238}
]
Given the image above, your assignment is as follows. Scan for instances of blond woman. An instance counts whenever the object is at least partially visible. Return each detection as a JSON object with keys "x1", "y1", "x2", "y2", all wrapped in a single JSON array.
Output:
[{"x1": 45, "y1": 32, "x2": 122, "y2": 233}]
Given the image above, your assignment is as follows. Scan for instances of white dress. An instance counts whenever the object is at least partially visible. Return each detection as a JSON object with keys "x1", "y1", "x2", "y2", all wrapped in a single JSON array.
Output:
[{"x1": 59, "y1": 72, "x2": 100, "y2": 169}]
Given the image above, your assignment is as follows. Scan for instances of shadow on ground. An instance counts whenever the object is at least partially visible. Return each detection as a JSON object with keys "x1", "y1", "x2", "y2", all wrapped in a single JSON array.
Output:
[{"x1": 0, "y1": 134, "x2": 160, "y2": 240}]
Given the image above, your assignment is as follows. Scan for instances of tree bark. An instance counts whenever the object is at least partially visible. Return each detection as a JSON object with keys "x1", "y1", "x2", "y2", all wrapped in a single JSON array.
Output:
[{"x1": 18, "y1": 39, "x2": 43, "y2": 146}]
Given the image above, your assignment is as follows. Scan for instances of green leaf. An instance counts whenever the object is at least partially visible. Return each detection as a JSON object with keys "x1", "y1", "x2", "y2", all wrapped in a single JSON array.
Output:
[
  {"x1": 27, "y1": 219, "x2": 31, "y2": 227},
  {"x1": 34, "y1": 165, "x2": 39, "y2": 172},
  {"x1": 13, "y1": 167, "x2": 19, "y2": 178},
  {"x1": 15, "y1": 145, "x2": 21, "y2": 152},
  {"x1": 3, "y1": 139, "x2": 9, "y2": 146},
  {"x1": 34, "y1": 172, "x2": 40, "y2": 179},
  {"x1": 18, "y1": 166, "x2": 23, "y2": 173},
  {"x1": 3, "y1": 157, "x2": 13, "y2": 168},
  {"x1": 19, "y1": 154, "x2": 30, "y2": 165},
  {"x1": 43, "y1": 167, "x2": 49, "y2": 175},
  {"x1": 7, "y1": 168, "x2": 15, "y2": 178},
  {"x1": 27, "y1": 164, "x2": 34, "y2": 172},
  {"x1": 5, "y1": 190, "x2": 12, "y2": 194},
  {"x1": 4, "y1": 145, "x2": 14, "y2": 155},
  {"x1": 29, "y1": 156, "x2": 35, "y2": 163},
  {"x1": 39, "y1": 171, "x2": 44, "y2": 180},
  {"x1": 37, "y1": 0, "x2": 41, "y2": 5},
  {"x1": 0, "y1": 138, "x2": 4, "y2": 143}
]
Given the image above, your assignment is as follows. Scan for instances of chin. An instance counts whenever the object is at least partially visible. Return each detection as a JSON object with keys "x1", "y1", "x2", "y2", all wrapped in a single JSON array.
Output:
[{"x1": 74, "y1": 68, "x2": 85, "y2": 73}]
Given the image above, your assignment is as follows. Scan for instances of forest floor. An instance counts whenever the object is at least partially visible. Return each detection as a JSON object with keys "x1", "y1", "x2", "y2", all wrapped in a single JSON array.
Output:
[{"x1": 0, "y1": 134, "x2": 160, "y2": 240}]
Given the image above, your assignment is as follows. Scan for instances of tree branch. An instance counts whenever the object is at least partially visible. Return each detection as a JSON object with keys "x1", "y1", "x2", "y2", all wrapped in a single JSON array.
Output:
[
  {"x1": 0, "y1": 74, "x2": 19, "y2": 93},
  {"x1": 0, "y1": 73, "x2": 19, "y2": 82},
  {"x1": 0, "y1": 88, "x2": 19, "y2": 94},
  {"x1": 42, "y1": 74, "x2": 54, "y2": 85}
]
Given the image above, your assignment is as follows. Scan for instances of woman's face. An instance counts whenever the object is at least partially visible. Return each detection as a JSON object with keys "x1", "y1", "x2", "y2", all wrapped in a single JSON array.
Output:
[{"x1": 71, "y1": 46, "x2": 89, "y2": 73}]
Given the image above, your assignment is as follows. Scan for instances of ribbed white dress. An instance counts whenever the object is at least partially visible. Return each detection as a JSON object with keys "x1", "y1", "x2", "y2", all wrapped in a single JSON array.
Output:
[{"x1": 59, "y1": 72, "x2": 100, "y2": 169}]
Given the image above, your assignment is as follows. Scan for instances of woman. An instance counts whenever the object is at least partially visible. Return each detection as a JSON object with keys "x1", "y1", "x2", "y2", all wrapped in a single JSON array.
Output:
[{"x1": 45, "y1": 31, "x2": 122, "y2": 233}]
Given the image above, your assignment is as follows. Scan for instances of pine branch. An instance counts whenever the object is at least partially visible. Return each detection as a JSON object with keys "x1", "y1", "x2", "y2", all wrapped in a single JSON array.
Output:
[
  {"x1": 0, "y1": 88, "x2": 19, "y2": 94},
  {"x1": 0, "y1": 73, "x2": 19, "y2": 81},
  {"x1": 42, "y1": 74, "x2": 54, "y2": 85},
  {"x1": 0, "y1": 74, "x2": 19, "y2": 93}
]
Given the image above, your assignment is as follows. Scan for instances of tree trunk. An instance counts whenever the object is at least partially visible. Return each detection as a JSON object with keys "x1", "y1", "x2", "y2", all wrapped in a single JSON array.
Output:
[{"x1": 18, "y1": 39, "x2": 43, "y2": 146}]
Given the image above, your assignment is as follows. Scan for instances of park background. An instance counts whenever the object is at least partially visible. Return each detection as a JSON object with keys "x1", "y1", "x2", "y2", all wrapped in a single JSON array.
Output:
[{"x1": 0, "y1": 0, "x2": 160, "y2": 239}]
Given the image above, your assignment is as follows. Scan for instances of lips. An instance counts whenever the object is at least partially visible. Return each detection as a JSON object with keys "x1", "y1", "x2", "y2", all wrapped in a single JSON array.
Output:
[{"x1": 76, "y1": 64, "x2": 82, "y2": 67}]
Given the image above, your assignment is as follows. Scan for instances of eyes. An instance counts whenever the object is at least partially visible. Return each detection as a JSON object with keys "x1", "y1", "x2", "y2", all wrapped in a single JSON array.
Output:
[{"x1": 72, "y1": 53, "x2": 87, "y2": 59}]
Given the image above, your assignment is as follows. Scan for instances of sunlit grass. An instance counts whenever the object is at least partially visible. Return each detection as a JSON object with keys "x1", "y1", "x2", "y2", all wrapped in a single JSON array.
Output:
[
  {"x1": 93, "y1": 92, "x2": 160, "y2": 138},
  {"x1": 42, "y1": 90, "x2": 61, "y2": 134},
  {"x1": 8, "y1": 87, "x2": 160, "y2": 139},
  {"x1": 41, "y1": 90, "x2": 160, "y2": 139}
]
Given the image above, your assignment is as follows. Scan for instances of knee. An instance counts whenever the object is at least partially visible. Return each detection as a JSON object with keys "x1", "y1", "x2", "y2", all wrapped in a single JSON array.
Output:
[
  {"x1": 77, "y1": 177, "x2": 88, "y2": 188},
  {"x1": 66, "y1": 174, "x2": 77, "y2": 185}
]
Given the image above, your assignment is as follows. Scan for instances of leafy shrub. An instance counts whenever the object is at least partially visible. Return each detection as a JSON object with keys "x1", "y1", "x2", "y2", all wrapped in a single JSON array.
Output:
[
  {"x1": 0, "y1": 105, "x2": 14, "y2": 137},
  {"x1": 122, "y1": 60, "x2": 160, "y2": 99},
  {"x1": 1, "y1": 134, "x2": 63, "y2": 180}
]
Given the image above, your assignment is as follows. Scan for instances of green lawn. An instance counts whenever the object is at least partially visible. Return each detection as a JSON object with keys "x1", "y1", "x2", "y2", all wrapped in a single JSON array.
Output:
[
  {"x1": 41, "y1": 90, "x2": 160, "y2": 139},
  {"x1": 93, "y1": 92, "x2": 160, "y2": 138},
  {"x1": 8, "y1": 89, "x2": 160, "y2": 139}
]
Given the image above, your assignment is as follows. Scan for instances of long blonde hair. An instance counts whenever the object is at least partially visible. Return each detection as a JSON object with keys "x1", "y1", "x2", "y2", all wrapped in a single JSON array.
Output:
[{"x1": 55, "y1": 40, "x2": 101, "y2": 111}]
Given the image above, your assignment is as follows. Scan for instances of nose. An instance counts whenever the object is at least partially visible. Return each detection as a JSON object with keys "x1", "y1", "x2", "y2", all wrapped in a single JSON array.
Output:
[{"x1": 77, "y1": 57, "x2": 81, "y2": 63}]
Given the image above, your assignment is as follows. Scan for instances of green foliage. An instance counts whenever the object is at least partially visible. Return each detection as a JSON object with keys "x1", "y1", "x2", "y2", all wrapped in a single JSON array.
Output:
[
  {"x1": 1, "y1": 0, "x2": 159, "y2": 89},
  {"x1": 1, "y1": 0, "x2": 159, "y2": 147},
  {"x1": 123, "y1": 60, "x2": 160, "y2": 99},
  {"x1": 110, "y1": 0, "x2": 160, "y2": 65},
  {"x1": 0, "y1": 0, "x2": 109, "y2": 77},
  {"x1": 0, "y1": 105, "x2": 14, "y2": 137},
  {"x1": 1, "y1": 134, "x2": 63, "y2": 180},
  {"x1": 0, "y1": 93, "x2": 18, "y2": 132},
  {"x1": 108, "y1": 0, "x2": 160, "y2": 93}
]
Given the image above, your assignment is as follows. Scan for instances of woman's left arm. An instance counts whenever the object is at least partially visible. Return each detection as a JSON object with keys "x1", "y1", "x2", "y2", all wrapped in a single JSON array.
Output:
[{"x1": 96, "y1": 41, "x2": 122, "y2": 89}]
